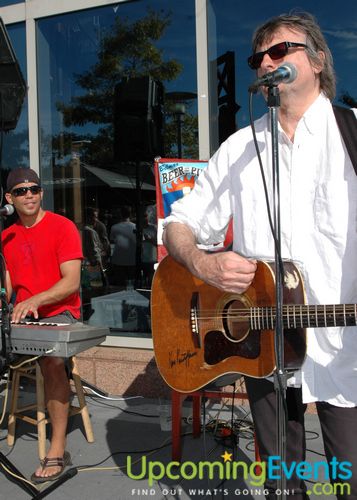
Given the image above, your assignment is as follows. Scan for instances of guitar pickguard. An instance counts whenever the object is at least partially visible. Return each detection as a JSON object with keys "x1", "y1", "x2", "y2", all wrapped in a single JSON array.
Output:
[{"x1": 204, "y1": 329, "x2": 261, "y2": 364}]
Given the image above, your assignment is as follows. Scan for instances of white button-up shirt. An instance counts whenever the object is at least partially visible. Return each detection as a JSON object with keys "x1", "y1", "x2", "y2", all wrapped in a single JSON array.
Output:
[{"x1": 165, "y1": 94, "x2": 357, "y2": 407}]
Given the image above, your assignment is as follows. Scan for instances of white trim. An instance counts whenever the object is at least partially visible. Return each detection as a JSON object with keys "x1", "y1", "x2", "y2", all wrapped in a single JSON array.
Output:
[
  {"x1": 0, "y1": 4, "x2": 25, "y2": 24},
  {"x1": 26, "y1": 16, "x2": 39, "y2": 173},
  {"x1": 102, "y1": 336, "x2": 153, "y2": 349},
  {"x1": 0, "y1": 0, "x2": 133, "y2": 23},
  {"x1": 26, "y1": 0, "x2": 124, "y2": 20},
  {"x1": 195, "y1": 0, "x2": 210, "y2": 160}
]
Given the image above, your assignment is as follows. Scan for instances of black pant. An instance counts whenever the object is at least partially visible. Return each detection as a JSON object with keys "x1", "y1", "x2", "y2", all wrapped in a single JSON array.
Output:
[{"x1": 245, "y1": 376, "x2": 357, "y2": 500}]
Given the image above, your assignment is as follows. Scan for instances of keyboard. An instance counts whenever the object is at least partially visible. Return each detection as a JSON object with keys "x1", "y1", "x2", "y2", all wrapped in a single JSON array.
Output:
[{"x1": 1, "y1": 322, "x2": 108, "y2": 358}]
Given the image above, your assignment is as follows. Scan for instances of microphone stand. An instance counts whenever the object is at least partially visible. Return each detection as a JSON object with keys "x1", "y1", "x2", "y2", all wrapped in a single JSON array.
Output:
[
  {"x1": 0, "y1": 210, "x2": 14, "y2": 372},
  {"x1": 267, "y1": 84, "x2": 290, "y2": 500}
]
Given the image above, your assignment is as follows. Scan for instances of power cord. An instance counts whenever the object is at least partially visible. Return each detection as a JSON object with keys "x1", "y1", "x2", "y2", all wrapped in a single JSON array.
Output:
[
  {"x1": 82, "y1": 384, "x2": 144, "y2": 402},
  {"x1": 83, "y1": 392, "x2": 159, "y2": 419}
]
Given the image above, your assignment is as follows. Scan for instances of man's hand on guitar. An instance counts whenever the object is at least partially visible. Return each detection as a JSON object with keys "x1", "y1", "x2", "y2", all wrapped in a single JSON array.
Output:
[{"x1": 193, "y1": 251, "x2": 257, "y2": 294}]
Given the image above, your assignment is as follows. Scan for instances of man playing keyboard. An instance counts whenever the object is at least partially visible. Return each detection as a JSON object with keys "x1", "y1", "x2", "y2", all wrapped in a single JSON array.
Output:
[{"x1": 2, "y1": 167, "x2": 83, "y2": 483}]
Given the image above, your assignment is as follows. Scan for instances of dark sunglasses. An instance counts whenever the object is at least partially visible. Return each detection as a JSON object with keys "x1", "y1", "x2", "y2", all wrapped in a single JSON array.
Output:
[
  {"x1": 248, "y1": 41, "x2": 308, "y2": 70},
  {"x1": 11, "y1": 185, "x2": 42, "y2": 197}
]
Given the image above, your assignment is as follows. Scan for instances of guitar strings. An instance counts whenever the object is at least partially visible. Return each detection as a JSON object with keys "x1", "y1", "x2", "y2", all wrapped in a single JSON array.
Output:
[
  {"x1": 194, "y1": 305, "x2": 357, "y2": 322},
  {"x1": 196, "y1": 305, "x2": 357, "y2": 311},
  {"x1": 196, "y1": 305, "x2": 356, "y2": 314}
]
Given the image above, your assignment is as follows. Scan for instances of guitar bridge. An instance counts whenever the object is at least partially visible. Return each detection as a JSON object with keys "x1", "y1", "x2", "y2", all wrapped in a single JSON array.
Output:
[{"x1": 190, "y1": 292, "x2": 201, "y2": 348}]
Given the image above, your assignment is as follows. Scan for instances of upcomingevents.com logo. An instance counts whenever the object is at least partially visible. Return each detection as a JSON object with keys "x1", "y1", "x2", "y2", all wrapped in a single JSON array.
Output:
[{"x1": 126, "y1": 452, "x2": 352, "y2": 496}]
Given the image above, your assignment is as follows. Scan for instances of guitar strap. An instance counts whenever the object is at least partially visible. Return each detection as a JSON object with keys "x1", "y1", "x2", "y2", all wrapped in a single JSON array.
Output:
[{"x1": 333, "y1": 105, "x2": 357, "y2": 175}]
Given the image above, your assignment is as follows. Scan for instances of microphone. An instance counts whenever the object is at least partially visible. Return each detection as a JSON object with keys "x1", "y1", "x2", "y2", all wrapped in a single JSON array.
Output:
[
  {"x1": 249, "y1": 63, "x2": 297, "y2": 93},
  {"x1": 0, "y1": 204, "x2": 15, "y2": 216}
]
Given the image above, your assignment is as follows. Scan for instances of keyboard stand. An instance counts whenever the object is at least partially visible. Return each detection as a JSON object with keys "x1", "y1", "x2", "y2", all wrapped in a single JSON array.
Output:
[
  {"x1": 0, "y1": 448, "x2": 78, "y2": 499},
  {"x1": 0, "y1": 450, "x2": 39, "y2": 497}
]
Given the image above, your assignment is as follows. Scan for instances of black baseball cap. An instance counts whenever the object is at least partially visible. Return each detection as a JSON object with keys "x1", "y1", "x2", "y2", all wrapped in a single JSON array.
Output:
[{"x1": 6, "y1": 168, "x2": 40, "y2": 192}]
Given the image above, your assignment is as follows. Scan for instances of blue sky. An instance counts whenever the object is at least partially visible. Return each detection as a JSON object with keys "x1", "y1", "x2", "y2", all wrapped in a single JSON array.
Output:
[{"x1": 209, "y1": 0, "x2": 357, "y2": 125}]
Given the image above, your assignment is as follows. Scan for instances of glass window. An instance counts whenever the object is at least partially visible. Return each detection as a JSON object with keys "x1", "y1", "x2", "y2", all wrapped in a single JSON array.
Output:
[
  {"x1": 208, "y1": 0, "x2": 357, "y2": 153},
  {"x1": 1, "y1": 22, "x2": 29, "y2": 175},
  {"x1": 36, "y1": 1, "x2": 197, "y2": 337}
]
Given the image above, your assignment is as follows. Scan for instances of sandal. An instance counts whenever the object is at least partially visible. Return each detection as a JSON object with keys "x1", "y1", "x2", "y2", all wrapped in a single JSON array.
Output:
[{"x1": 31, "y1": 451, "x2": 72, "y2": 484}]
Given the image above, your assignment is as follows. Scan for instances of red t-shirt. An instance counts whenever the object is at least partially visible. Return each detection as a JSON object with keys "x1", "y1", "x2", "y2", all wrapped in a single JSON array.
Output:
[{"x1": 2, "y1": 211, "x2": 83, "y2": 319}]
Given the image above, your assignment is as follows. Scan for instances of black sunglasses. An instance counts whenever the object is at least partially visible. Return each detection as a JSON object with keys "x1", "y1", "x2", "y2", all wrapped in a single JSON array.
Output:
[
  {"x1": 248, "y1": 41, "x2": 308, "y2": 70},
  {"x1": 11, "y1": 185, "x2": 42, "y2": 197}
]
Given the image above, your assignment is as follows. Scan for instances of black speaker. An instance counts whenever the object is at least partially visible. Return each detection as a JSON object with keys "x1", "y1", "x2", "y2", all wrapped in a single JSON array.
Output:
[
  {"x1": 114, "y1": 76, "x2": 164, "y2": 161},
  {"x1": 0, "y1": 18, "x2": 26, "y2": 132}
]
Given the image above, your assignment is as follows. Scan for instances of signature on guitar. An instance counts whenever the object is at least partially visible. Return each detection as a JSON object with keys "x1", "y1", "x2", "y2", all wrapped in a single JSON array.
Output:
[{"x1": 169, "y1": 349, "x2": 198, "y2": 368}]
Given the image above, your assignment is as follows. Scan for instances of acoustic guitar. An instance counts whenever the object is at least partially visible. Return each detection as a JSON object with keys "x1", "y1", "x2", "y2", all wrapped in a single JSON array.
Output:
[{"x1": 151, "y1": 255, "x2": 357, "y2": 392}]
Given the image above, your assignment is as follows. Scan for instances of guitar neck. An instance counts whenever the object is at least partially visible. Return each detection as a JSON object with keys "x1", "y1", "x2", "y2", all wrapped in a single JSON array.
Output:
[{"x1": 250, "y1": 304, "x2": 357, "y2": 330}]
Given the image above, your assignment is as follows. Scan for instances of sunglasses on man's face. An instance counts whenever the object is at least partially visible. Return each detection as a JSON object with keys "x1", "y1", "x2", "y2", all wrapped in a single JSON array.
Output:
[
  {"x1": 248, "y1": 41, "x2": 308, "y2": 70},
  {"x1": 11, "y1": 185, "x2": 42, "y2": 197}
]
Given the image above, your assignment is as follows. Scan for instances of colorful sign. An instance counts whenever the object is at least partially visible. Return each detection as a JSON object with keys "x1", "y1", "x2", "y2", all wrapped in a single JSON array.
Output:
[
  {"x1": 155, "y1": 159, "x2": 208, "y2": 218},
  {"x1": 154, "y1": 158, "x2": 208, "y2": 261}
]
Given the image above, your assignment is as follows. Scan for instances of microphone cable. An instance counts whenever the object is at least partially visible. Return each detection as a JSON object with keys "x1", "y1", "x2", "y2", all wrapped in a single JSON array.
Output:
[
  {"x1": 248, "y1": 91, "x2": 285, "y2": 280},
  {"x1": 248, "y1": 90, "x2": 289, "y2": 421}
]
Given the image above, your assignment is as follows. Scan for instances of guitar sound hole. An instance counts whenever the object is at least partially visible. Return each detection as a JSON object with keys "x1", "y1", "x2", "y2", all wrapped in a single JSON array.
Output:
[{"x1": 223, "y1": 299, "x2": 250, "y2": 341}]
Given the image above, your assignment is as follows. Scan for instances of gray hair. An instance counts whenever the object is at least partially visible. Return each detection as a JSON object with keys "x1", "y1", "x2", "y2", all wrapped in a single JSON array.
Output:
[{"x1": 251, "y1": 12, "x2": 336, "y2": 100}]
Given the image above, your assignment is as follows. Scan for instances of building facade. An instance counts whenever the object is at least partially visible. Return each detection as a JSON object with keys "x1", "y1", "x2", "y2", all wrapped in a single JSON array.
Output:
[{"x1": 0, "y1": 0, "x2": 356, "y2": 394}]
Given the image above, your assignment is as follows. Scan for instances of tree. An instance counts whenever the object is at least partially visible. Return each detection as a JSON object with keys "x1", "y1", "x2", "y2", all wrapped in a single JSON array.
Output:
[{"x1": 55, "y1": 9, "x2": 195, "y2": 165}]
